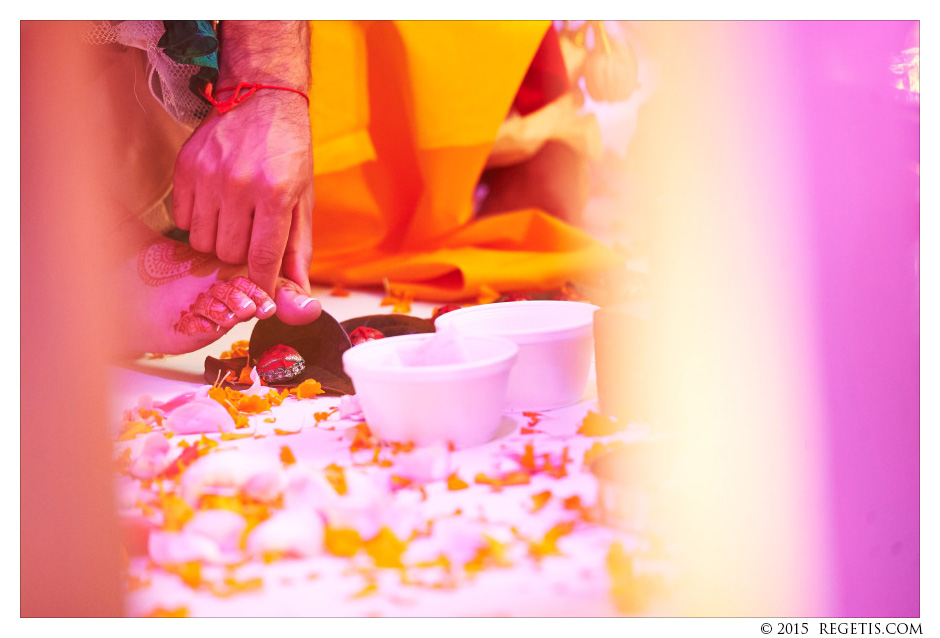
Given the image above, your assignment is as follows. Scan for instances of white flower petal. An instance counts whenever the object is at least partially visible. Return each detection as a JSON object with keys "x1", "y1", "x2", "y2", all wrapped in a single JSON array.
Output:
[
  {"x1": 181, "y1": 450, "x2": 282, "y2": 504},
  {"x1": 164, "y1": 398, "x2": 236, "y2": 435},
  {"x1": 148, "y1": 529, "x2": 222, "y2": 566},
  {"x1": 184, "y1": 509, "x2": 247, "y2": 553},
  {"x1": 246, "y1": 510, "x2": 324, "y2": 558},
  {"x1": 128, "y1": 432, "x2": 172, "y2": 479}
]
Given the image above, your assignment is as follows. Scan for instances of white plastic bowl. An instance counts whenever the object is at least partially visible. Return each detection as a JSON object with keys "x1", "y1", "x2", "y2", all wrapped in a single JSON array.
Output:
[
  {"x1": 434, "y1": 301, "x2": 599, "y2": 411},
  {"x1": 342, "y1": 333, "x2": 518, "y2": 447}
]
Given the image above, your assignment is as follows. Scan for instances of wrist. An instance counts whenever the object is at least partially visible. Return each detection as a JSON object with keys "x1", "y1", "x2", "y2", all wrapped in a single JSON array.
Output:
[
  {"x1": 204, "y1": 82, "x2": 311, "y2": 116},
  {"x1": 217, "y1": 21, "x2": 310, "y2": 91}
]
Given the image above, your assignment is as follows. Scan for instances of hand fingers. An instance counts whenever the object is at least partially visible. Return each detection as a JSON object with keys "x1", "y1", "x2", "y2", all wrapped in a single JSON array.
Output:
[
  {"x1": 215, "y1": 200, "x2": 253, "y2": 265},
  {"x1": 280, "y1": 189, "x2": 314, "y2": 296},
  {"x1": 188, "y1": 187, "x2": 220, "y2": 254},
  {"x1": 247, "y1": 204, "x2": 291, "y2": 298},
  {"x1": 172, "y1": 154, "x2": 195, "y2": 231}
]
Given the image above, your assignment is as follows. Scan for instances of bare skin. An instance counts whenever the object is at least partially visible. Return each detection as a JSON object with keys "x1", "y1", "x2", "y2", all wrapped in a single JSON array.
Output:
[
  {"x1": 88, "y1": 21, "x2": 320, "y2": 356},
  {"x1": 121, "y1": 234, "x2": 321, "y2": 356},
  {"x1": 172, "y1": 21, "x2": 314, "y2": 300}
]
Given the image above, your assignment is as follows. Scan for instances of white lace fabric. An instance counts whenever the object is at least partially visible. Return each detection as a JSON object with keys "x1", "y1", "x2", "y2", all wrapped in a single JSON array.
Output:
[{"x1": 84, "y1": 20, "x2": 212, "y2": 129}]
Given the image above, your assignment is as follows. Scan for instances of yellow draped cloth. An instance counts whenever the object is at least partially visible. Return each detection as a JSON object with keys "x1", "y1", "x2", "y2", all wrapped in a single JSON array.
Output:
[{"x1": 308, "y1": 20, "x2": 621, "y2": 302}]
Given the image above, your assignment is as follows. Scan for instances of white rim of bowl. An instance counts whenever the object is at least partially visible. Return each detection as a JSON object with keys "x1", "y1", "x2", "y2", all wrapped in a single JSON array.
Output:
[
  {"x1": 434, "y1": 300, "x2": 600, "y2": 343},
  {"x1": 342, "y1": 333, "x2": 519, "y2": 381}
]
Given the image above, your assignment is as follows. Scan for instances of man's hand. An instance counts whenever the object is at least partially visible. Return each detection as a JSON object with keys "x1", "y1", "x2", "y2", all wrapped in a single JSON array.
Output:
[{"x1": 172, "y1": 21, "x2": 314, "y2": 306}]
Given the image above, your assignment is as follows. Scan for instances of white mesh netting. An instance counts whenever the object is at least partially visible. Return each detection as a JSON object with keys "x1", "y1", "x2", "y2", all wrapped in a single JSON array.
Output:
[{"x1": 84, "y1": 20, "x2": 212, "y2": 129}]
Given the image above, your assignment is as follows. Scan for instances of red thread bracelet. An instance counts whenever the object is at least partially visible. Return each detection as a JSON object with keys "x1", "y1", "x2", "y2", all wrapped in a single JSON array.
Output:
[{"x1": 203, "y1": 81, "x2": 310, "y2": 114}]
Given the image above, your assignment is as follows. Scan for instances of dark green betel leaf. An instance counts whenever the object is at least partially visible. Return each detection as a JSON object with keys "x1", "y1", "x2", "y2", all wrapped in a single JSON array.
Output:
[
  {"x1": 203, "y1": 355, "x2": 249, "y2": 389},
  {"x1": 248, "y1": 312, "x2": 354, "y2": 394}
]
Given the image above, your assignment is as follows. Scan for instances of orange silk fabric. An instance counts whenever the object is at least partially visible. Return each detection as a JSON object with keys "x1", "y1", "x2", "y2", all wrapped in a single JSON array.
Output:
[{"x1": 308, "y1": 21, "x2": 621, "y2": 301}]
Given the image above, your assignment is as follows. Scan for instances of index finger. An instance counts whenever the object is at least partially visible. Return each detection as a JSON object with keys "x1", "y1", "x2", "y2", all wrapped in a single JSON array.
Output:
[{"x1": 247, "y1": 204, "x2": 292, "y2": 298}]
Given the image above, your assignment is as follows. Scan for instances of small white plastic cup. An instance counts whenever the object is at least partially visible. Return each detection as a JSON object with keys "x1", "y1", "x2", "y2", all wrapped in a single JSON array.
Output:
[
  {"x1": 434, "y1": 301, "x2": 599, "y2": 412},
  {"x1": 342, "y1": 333, "x2": 518, "y2": 447}
]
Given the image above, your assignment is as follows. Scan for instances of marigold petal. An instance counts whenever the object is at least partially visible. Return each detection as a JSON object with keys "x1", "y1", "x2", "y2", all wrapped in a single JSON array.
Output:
[
  {"x1": 577, "y1": 411, "x2": 626, "y2": 437},
  {"x1": 324, "y1": 526, "x2": 362, "y2": 557},
  {"x1": 236, "y1": 364, "x2": 254, "y2": 385},
  {"x1": 324, "y1": 463, "x2": 347, "y2": 495},
  {"x1": 294, "y1": 379, "x2": 324, "y2": 399},
  {"x1": 351, "y1": 582, "x2": 378, "y2": 598},
  {"x1": 237, "y1": 394, "x2": 271, "y2": 414},
  {"x1": 164, "y1": 561, "x2": 202, "y2": 588},
  {"x1": 146, "y1": 606, "x2": 189, "y2": 618},
  {"x1": 391, "y1": 475, "x2": 413, "y2": 489},
  {"x1": 279, "y1": 446, "x2": 296, "y2": 466},
  {"x1": 330, "y1": 283, "x2": 351, "y2": 297},
  {"x1": 314, "y1": 408, "x2": 338, "y2": 423},
  {"x1": 447, "y1": 473, "x2": 469, "y2": 491},
  {"x1": 219, "y1": 431, "x2": 252, "y2": 441},
  {"x1": 531, "y1": 490, "x2": 552, "y2": 512},
  {"x1": 220, "y1": 340, "x2": 250, "y2": 359},
  {"x1": 364, "y1": 527, "x2": 407, "y2": 569}
]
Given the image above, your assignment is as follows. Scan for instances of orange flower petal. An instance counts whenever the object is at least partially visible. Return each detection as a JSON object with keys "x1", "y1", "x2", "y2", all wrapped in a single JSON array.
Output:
[
  {"x1": 164, "y1": 561, "x2": 203, "y2": 589},
  {"x1": 330, "y1": 282, "x2": 351, "y2": 297},
  {"x1": 146, "y1": 606, "x2": 189, "y2": 618},
  {"x1": 116, "y1": 420, "x2": 152, "y2": 442},
  {"x1": 236, "y1": 364, "x2": 254, "y2": 385},
  {"x1": 324, "y1": 526, "x2": 362, "y2": 557},
  {"x1": 279, "y1": 446, "x2": 296, "y2": 466},
  {"x1": 577, "y1": 411, "x2": 626, "y2": 437},
  {"x1": 219, "y1": 431, "x2": 253, "y2": 441},
  {"x1": 364, "y1": 527, "x2": 407, "y2": 569},
  {"x1": 501, "y1": 471, "x2": 532, "y2": 486},
  {"x1": 522, "y1": 411, "x2": 543, "y2": 427},
  {"x1": 266, "y1": 389, "x2": 290, "y2": 407},
  {"x1": 348, "y1": 423, "x2": 378, "y2": 453},
  {"x1": 531, "y1": 490, "x2": 552, "y2": 512},
  {"x1": 380, "y1": 281, "x2": 414, "y2": 314},
  {"x1": 208, "y1": 576, "x2": 263, "y2": 598},
  {"x1": 528, "y1": 521, "x2": 576, "y2": 559},
  {"x1": 314, "y1": 408, "x2": 338, "y2": 424},
  {"x1": 583, "y1": 440, "x2": 627, "y2": 465},
  {"x1": 447, "y1": 473, "x2": 469, "y2": 491},
  {"x1": 158, "y1": 494, "x2": 195, "y2": 532},
  {"x1": 294, "y1": 379, "x2": 324, "y2": 400},
  {"x1": 391, "y1": 475, "x2": 413, "y2": 489},
  {"x1": 237, "y1": 394, "x2": 271, "y2": 414},
  {"x1": 324, "y1": 463, "x2": 347, "y2": 495},
  {"x1": 520, "y1": 443, "x2": 537, "y2": 471},
  {"x1": 351, "y1": 582, "x2": 378, "y2": 598},
  {"x1": 220, "y1": 340, "x2": 250, "y2": 360}
]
